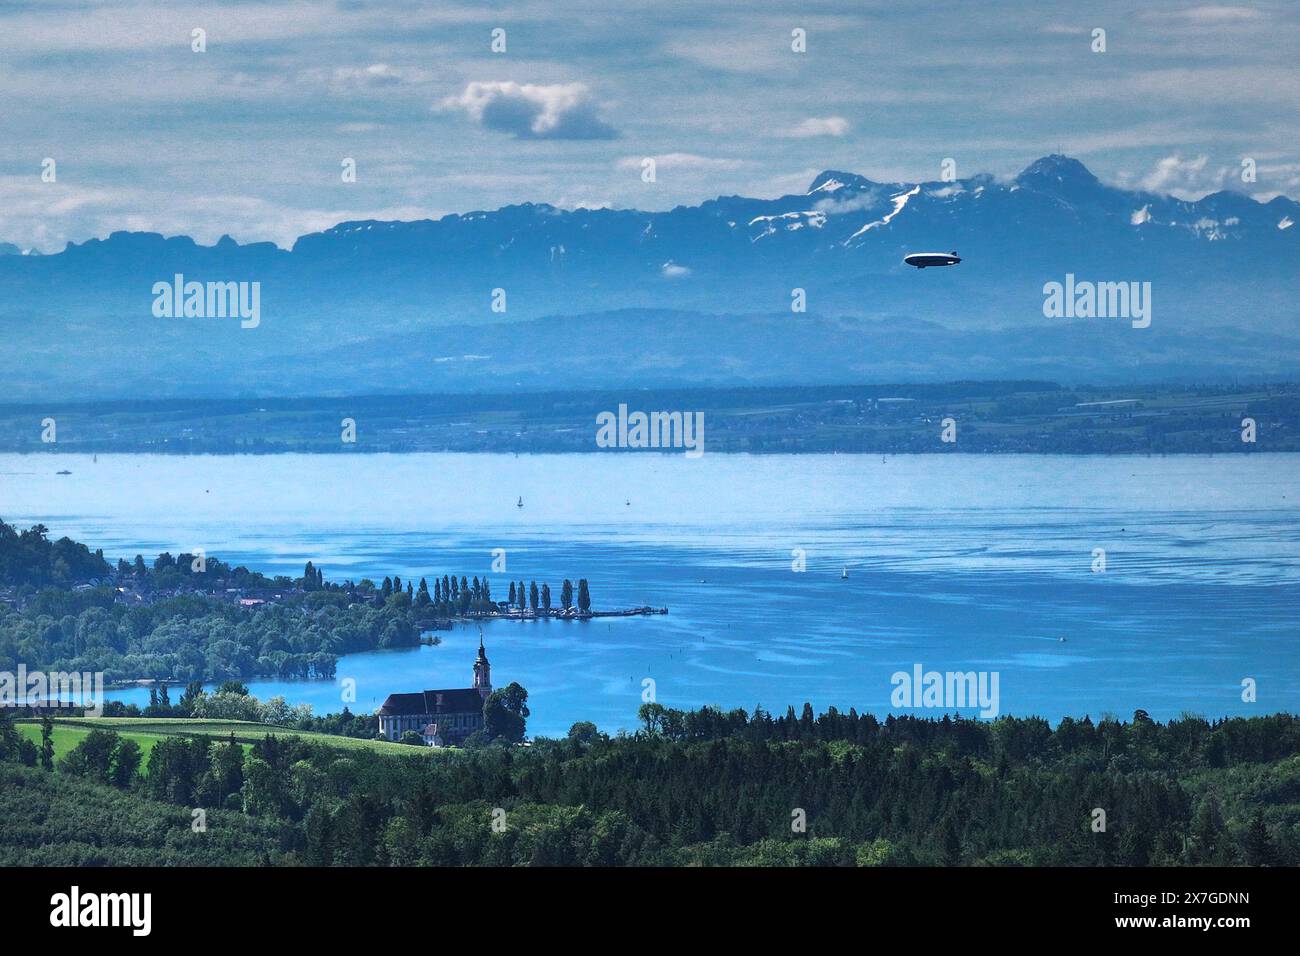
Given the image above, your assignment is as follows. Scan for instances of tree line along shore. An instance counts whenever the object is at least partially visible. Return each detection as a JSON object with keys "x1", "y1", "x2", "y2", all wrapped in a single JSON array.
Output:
[{"x1": 0, "y1": 518, "x2": 638, "y2": 686}]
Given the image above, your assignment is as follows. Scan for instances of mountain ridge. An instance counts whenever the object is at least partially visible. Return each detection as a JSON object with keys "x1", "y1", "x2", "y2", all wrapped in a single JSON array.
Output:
[
  {"x1": 19, "y1": 154, "x2": 1295, "y2": 257},
  {"x1": 1, "y1": 155, "x2": 1296, "y2": 400}
]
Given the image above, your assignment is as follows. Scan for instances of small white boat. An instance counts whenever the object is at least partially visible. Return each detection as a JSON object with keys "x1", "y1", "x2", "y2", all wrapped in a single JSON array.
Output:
[{"x1": 841, "y1": 567, "x2": 849, "y2": 580}]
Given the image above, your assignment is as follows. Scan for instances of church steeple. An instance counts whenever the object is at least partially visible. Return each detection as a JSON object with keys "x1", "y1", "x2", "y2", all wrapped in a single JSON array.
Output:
[{"x1": 473, "y1": 634, "x2": 492, "y2": 698}]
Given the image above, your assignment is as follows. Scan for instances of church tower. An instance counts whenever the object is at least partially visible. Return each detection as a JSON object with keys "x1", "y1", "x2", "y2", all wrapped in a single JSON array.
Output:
[{"x1": 473, "y1": 636, "x2": 492, "y2": 698}]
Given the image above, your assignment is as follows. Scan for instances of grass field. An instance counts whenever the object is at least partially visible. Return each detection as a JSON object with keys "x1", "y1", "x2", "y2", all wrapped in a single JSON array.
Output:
[
  {"x1": 15, "y1": 716, "x2": 425, "y2": 770},
  {"x1": 15, "y1": 721, "x2": 172, "y2": 765}
]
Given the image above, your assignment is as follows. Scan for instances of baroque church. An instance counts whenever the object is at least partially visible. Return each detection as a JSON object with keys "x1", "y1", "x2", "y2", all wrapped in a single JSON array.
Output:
[{"x1": 376, "y1": 638, "x2": 492, "y2": 747}]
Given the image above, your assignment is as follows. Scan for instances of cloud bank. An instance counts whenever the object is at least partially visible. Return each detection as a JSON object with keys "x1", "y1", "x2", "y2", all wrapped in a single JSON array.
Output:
[{"x1": 439, "y1": 82, "x2": 617, "y2": 139}]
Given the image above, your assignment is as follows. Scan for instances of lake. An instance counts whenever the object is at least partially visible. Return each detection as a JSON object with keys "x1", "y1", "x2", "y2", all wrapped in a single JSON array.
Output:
[{"x1": 3, "y1": 452, "x2": 1297, "y2": 736}]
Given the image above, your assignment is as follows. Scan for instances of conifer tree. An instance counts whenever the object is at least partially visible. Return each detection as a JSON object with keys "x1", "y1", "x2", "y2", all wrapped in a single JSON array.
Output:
[{"x1": 40, "y1": 715, "x2": 54, "y2": 770}]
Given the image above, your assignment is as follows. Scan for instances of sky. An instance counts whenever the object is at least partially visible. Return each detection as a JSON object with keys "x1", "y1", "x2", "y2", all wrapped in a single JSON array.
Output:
[{"x1": 0, "y1": 0, "x2": 1296, "y2": 251}]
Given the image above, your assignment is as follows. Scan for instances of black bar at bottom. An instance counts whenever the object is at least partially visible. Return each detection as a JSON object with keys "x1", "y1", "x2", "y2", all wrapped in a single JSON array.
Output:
[{"x1": 0, "y1": 865, "x2": 1278, "y2": 941}]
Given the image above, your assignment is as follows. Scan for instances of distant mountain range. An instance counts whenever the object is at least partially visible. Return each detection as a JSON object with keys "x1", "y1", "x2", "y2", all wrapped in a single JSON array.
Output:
[{"x1": 1, "y1": 155, "x2": 1296, "y2": 400}]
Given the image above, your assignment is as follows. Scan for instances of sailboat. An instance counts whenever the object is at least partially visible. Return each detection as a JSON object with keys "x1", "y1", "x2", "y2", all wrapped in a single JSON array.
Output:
[
  {"x1": 516, "y1": 496, "x2": 523, "y2": 509},
  {"x1": 841, "y1": 567, "x2": 849, "y2": 580}
]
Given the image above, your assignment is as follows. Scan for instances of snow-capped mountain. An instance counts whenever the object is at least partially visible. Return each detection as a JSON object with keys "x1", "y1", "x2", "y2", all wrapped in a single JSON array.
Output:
[{"x1": 0, "y1": 155, "x2": 1295, "y2": 399}]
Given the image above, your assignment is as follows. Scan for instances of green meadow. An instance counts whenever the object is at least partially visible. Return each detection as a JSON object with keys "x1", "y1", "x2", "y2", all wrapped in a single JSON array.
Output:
[{"x1": 15, "y1": 716, "x2": 424, "y2": 771}]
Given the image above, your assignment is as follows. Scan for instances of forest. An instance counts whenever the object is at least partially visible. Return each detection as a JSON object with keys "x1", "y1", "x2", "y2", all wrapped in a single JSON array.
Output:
[
  {"x1": 2, "y1": 706, "x2": 1296, "y2": 867},
  {"x1": 0, "y1": 585, "x2": 416, "y2": 683},
  {"x1": 0, "y1": 519, "x2": 589, "y2": 683}
]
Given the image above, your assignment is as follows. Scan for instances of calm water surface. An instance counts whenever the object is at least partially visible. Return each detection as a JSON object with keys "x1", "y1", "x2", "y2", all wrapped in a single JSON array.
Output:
[{"x1": 2, "y1": 452, "x2": 1297, "y2": 735}]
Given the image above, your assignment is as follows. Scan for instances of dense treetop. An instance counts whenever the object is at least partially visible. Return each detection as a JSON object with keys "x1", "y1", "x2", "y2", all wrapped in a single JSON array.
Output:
[{"x1": 3, "y1": 706, "x2": 1297, "y2": 866}]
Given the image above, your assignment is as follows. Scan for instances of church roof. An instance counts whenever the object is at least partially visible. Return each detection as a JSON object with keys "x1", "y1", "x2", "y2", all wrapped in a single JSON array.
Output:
[{"x1": 378, "y1": 688, "x2": 484, "y2": 716}]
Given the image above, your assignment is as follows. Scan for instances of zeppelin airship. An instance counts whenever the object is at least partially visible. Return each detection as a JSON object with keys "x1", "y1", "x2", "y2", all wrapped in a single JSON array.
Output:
[{"x1": 904, "y1": 251, "x2": 961, "y2": 269}]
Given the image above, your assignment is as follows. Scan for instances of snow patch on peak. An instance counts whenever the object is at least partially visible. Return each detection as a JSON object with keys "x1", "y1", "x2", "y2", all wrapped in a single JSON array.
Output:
[
  {"x1": 1131, "y1": 204, "x2": 1151, "y2": 225},
  {"x1": 1191, "y1": 217, "x2": 1227, "y2": 240},
  {"x1": 810, "y1": 178, "x2": 845, "y2": 194},
  {"x1": 845, "y1": 185, "x2": 920, "y2": 242},
  {"x1": 806, "y1": 170, "x2": 873, "y2": 194},
  {"x1": 748, "y1": 209, "x2": 827, "y2": 241},
  {"x1": 1280, "y1": 216, "x2": 1294, "y2": 230}
]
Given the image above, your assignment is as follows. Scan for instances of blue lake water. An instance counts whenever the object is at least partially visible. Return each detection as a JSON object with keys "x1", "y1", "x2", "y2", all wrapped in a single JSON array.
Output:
[{"x1": 2, "y1": 452, "x2": 1297, "y2": 736}]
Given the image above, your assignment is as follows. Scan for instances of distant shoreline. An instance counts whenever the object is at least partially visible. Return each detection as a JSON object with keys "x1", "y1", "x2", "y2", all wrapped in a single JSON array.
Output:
[
  {"x1": 11, "y1": 449, "x2": 1300, "y2": 457},
  {"x1": 2, "y1": 382, "x2": 1294, "y2": 455}
]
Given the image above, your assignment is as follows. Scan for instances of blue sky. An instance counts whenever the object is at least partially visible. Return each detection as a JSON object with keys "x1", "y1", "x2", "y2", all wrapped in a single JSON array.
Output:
[{"x1": 0, "y1": 0, "x2": 1296, "y2": 250}]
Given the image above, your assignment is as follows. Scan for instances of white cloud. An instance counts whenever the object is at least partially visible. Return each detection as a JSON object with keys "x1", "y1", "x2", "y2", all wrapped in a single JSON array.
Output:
[
  {"x1": 438, "y1": 82, "x2": 617, "y2": 139},
  {"x1": 0, "y1": 1, "x2": 505, "y2": 53},
  {"x1": 1170, "y1": 5, "x2": 1263, "y2": 23},
  {"x1": 616, "y1": 153, "x2": 745, "y2": 172},
  {"x1": 0, "y1": 0, "x2": 1293, "y2": 246},
  {"x1": 0, "y1": 176, "x2": 437, "y2": 252},
  {"x1": 1138, "y1": 154, "x2": 1233, "y2": 199},
  {"x1": 784, "y1": 116, "x2": 849, "y2": 138},
  {"x1": 327, "y1": 64, "x2": 434, "y2": 87},
  {"x1": 664, "y1": 36, "x2": 793, "y2": 74},
  {"x1": 812, "y1": 191, "x2": 885, "y2": 216}
]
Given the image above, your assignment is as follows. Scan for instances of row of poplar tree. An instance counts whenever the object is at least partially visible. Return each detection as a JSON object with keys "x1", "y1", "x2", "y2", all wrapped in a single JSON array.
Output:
[{"x1": 374, "y1": 572, "x2": 591, "y2": 615}]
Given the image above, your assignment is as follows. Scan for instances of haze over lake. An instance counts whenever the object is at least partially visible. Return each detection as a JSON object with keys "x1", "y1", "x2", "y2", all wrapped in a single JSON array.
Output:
[{"x1": 3, "y1": 452, "x2": 1297, "y2": 736}]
